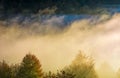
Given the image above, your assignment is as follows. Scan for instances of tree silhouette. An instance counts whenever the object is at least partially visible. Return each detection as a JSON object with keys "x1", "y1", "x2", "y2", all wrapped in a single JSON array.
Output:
[
  {"x1": 0, "y1": 60, "x2": 12, "y2": 78},
  {"x1": 10, "y1": 64, "x2": 20, "y2": 78},
  {"x1": 43, "y1": 70, "x2": 75, "y2": 78},
  {"x1": 56, "y1": 70, "x2": 75, "y2": 78},
  {"x1": 17, "y1": 53, "x2": 43, "y2": 78}
]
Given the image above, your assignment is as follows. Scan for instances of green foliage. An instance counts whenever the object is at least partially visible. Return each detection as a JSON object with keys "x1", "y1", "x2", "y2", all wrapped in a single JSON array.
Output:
[
  {"x1": 43, "y1": 70, "x2": 75, "y2": 78},
  {"x1": 43, "y1": 51, "x2": 97, "y2": 78},
  {"x1": 43, "y1": 71, "x2": 56, "y2": 78},
  {"x1": 0, "y1": 61, "x2": 12, "y2": 78},
  {"x1": 17, "y1": 53, "x2": 43, "y2": 78},
  {"x1": 64, "y1": 52, "x2": 98, "y2": 78},
  {"x1": 0, "y1": 52, "x2": 98, "y2": 78},
  {"x1": 10, "y1": 64, "x2": 20, "y2": 78},
  {"x1": 56, "y1": 70, "x2": 75, "y2": 78}
]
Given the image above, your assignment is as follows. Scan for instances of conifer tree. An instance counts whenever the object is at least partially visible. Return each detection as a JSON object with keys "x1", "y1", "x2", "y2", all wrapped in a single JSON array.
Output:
[{"x1": 17, "y1": 53, "x2": 43, "y2": 78}]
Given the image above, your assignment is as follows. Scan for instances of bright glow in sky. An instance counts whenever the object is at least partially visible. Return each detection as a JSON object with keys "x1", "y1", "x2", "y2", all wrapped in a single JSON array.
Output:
[{"x1": 0, "y1": 14, "x2": 120, "y2": 74}]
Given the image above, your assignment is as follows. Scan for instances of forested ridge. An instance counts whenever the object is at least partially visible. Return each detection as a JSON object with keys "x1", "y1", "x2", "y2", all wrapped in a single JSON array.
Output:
[{"x1": 0, "y1": 0, "x2": 120, "y2": 14}]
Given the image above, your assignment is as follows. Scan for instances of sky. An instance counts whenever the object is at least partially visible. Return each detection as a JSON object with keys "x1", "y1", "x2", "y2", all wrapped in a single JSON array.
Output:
[{"x1": 0, "y1": 14, "x2": 120, "y2": 74}]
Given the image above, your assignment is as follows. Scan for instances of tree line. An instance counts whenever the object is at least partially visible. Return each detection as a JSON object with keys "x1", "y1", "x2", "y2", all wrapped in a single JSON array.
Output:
[
  {"x1": 1, "y1": 51, "x2": 120, "y2": 78},
  {"x1": 0, "y1": 0, "x2": 120, "y2": 14},
  {"x1": 0, "y1": 51, "x2": 98, "y2": 78}
]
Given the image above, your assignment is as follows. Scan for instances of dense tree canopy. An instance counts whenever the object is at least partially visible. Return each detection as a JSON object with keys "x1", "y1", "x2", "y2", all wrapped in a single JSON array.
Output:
[
  {"x1": 0, "y1": 0, "x2": 120, "y2": 14},
  {"x1": 0, "y1": 61, "x2": 12, "y2": 78},
  {"x1": 43, "y1": 70, "x2": 75, "y2": 78},
  {"x1": 17, "y1": 53, "x2": 43, "y2": 78}
]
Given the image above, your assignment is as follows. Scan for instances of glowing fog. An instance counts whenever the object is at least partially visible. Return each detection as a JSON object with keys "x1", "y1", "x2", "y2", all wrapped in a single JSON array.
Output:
[{"x1": 0, "y1": 14, "x2": 120, "y2": 75}]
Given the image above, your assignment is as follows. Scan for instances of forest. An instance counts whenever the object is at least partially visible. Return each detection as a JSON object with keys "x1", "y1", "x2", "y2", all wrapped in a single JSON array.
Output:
[
  {"x1": 0, "y1": 0, "x2": 120, "y2": 14},
  {"x1": 0, "y1": 1, "x2": 120, "y2": 78},
  {"x1": 0, "y1": 52, "x2": 120, "y2": 78},
  {"x1": 0, "y1": 52, "x2": 97, "y2": 78}
]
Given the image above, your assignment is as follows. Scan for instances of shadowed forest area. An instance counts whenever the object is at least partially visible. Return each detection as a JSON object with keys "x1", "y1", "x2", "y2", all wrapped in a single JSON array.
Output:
[{"x1": 0, "y1": 0, "x2": 120, "y2": 14}]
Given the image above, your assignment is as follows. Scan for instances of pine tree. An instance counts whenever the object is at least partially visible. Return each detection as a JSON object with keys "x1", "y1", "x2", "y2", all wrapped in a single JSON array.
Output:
[{"x1": 17, "y1": 53, "x2": 43, "y2": 78}]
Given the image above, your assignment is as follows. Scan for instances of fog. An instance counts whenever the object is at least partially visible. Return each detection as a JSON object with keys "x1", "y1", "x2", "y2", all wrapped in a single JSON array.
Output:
[{"x1": 0, "y1": 14, "x2": 120, "y2": 77}]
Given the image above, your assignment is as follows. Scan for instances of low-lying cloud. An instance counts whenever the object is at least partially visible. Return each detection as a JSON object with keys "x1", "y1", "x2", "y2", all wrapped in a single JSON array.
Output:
[{"x1": 0, "y1": 14, "x2": 120, "y2": 75}]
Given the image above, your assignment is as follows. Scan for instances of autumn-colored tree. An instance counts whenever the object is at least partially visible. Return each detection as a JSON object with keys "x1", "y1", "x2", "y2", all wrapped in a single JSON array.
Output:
[
  {"x1": 0, "y1": 61, "x2": 12, "y2": 78},
  {"x1": 64, "y1": 52, "x2": 98, "y2": 78},
  {"x1": 17, "y1": 53, "x2": 43, "y2": 78}
]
